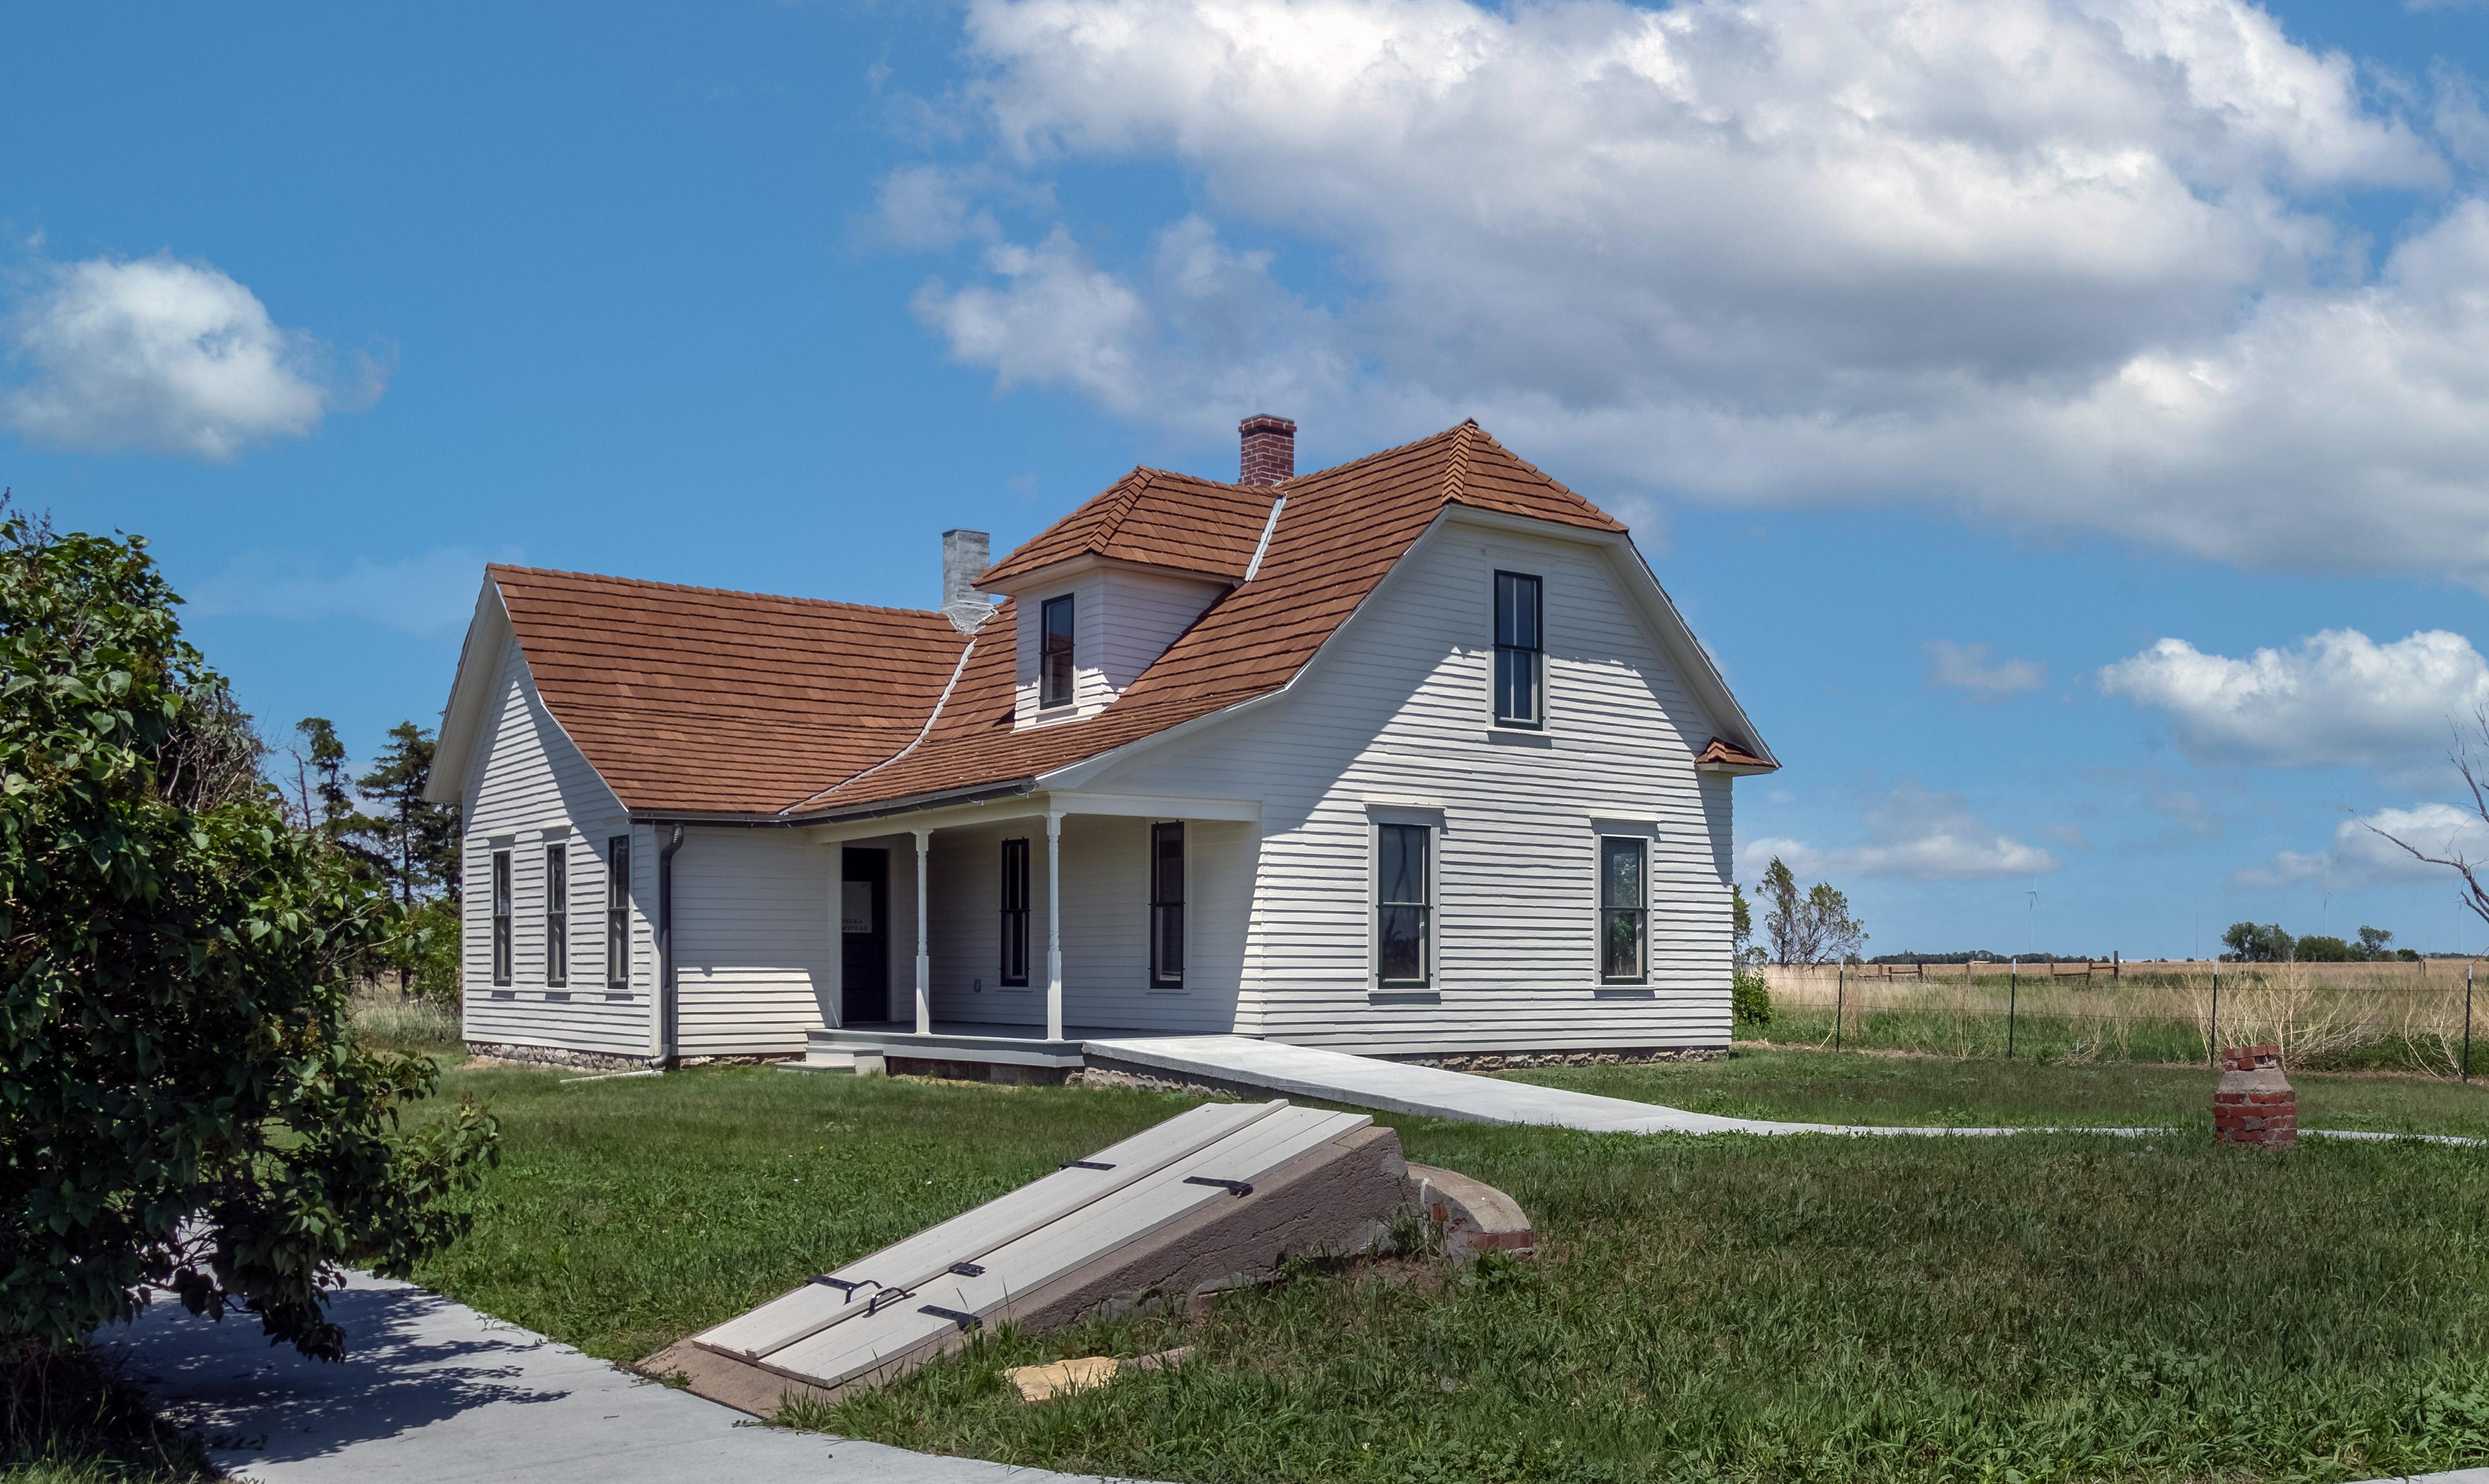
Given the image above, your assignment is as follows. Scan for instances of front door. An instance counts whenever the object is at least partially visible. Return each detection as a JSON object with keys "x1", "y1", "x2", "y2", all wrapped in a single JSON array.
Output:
[{"x1": 841, "y1": 848, "x2": 890, "y2": 1025}]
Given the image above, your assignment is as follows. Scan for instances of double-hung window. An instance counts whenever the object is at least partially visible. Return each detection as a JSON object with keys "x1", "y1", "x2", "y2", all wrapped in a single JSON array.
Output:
[
  {"x1": 544, "y1": 844, "x2": 569, "y2": 988},
  {"x1": 1599, "y1": 837, "x2": 1648, "y2": 984},
  {"x1": 1000, "y1": 838, "x2": 1031, "y2": 987},
  {"x1": 491, "y1": 851, "x2": 513, "y2": 986},
  {"x1": 1376, "y1": 823, "x2": 1431, "y2": 986},
  {"x1": 1493, "y1": 571, "x2": 1543, "y2": 728},
  {"x1": 606, "y1": 836, "x2": 630, "y2": 989},
  {"x1": 1148, "y1": 823, "x2": 1184, "y2": 988},
  {"x1": 1039, "y1": 595, "x2": 1076, "y2": 709}
]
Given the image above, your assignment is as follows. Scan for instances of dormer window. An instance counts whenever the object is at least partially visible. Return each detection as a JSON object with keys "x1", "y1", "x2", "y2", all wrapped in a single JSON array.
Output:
[{"x1": 1040, "y1": 595, "x2": 1075, "y2": 709}]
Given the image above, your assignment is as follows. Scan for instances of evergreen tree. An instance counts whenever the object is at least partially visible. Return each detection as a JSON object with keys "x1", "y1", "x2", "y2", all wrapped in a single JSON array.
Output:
[{"x1": 346, "y1": 722, "x2": 459, "y2": 907}]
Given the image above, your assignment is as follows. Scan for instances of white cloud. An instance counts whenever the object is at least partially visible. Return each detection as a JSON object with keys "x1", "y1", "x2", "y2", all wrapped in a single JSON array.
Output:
[
  {"x1": 912, "y1": 216, "x2": 1352, "y2": 422},
  {"x1": 1927, "y1": 640, "x2": 2045, "y2": 699},
  {"x1": 2098, "y1": 628, "x2": 2489, "y2": 769},
  {"x1": 1740, "y1": 782, "x2": 2058, "y2": 882},
  {"x1": 2232, "y1": 803, "x2": 2489, "y2": 890},
  {"x1": 187, "y1": 546, "x2": 514, "y2": 636},
  {"x1": 901, "y1": 0, "x2": 2489, "y2": 583},
  {"x1": 3, "y1": 254, "x2": 376, "y2": 459}
]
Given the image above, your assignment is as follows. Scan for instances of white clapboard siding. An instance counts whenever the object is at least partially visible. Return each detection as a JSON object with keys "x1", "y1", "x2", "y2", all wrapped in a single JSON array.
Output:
[
  {"x1": 457, "y1": 635, "x2": 654, "y2": 1057},
  {"x1": 756, "y1": 1107, "x2": 1371, "y2": 1389},
  {"x1": 1085, "y1": 520, "x2": 1736, "y2": 1055},
  {"x1": 674, "y1": 828, "x2": 836, "y2": 1055},
  {"x1": 1012, "y1": 568, "x2": 1226, "y2": 728},
  {"x1": 923, "y1": 814, "x2": 1248, "y2": 1032},
  {"x1": 697, "y1": 1100, "x2": 1287, "y2": 1359}
]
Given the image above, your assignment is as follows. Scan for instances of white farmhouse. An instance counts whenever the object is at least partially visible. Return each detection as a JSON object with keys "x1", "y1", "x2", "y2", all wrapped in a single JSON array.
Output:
[{"x1": 424, "y1": 417, "x2": 1777, "y2": 1074}]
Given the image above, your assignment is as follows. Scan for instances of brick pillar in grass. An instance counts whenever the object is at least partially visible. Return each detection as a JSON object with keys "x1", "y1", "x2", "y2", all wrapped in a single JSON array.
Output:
[{"x1": 2214, "y1": 1044, "x2": 2296, "y2": 1148}]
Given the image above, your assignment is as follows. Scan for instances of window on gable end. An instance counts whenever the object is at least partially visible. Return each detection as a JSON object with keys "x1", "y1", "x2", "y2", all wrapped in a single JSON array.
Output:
[{"x1": 1493, "y1": 571, "x2": 1543, "y2": 727}]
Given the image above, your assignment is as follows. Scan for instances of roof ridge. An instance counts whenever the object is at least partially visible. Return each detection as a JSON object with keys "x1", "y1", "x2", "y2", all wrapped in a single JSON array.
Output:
[
  {"x1": 490, "y1": 563, "x2": 952, "y2": 622},
  {"x1": 1093, "y1": 467, "x2": 1157, "y2": 546},
  {"x1": 1442, "y1": 420, "x2": 1476, "y2": 505},
  {"x1": 1280, "y1": 421, "x2": 1469, "y2": 489}
]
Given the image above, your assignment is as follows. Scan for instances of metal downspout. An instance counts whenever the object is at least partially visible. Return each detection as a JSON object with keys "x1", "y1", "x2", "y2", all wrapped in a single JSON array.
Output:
[{"x1": 658, "y1": 822, "x2": 686, "y2": 1065}]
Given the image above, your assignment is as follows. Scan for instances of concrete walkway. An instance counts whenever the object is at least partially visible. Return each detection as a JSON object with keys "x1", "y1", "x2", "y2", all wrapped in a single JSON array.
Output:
[
  {"x1": 102, "y1": 1271, "x2": 1132, "y2": 1483},
  {"x1": 1082, "y1": 1034, "x2": 2479, "y2": 1144}
]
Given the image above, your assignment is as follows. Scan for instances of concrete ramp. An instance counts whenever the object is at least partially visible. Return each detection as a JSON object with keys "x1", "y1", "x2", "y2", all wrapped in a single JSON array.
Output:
[{"x1": 654, "y1": 1100, "x2": 1409, "y2": 1416}]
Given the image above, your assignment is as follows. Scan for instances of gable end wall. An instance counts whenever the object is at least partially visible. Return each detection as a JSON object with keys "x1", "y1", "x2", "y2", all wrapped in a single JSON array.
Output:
[{"x1": 1087, "y1": 521, "x2": 1736, "y2": 1055}]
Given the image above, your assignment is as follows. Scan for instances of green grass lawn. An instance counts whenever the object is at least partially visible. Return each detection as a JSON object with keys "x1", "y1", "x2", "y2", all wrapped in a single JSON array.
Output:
[
  {"x1": 1500, "y1": 1045, "x2": 2489, "y2": 1138},
  {"x1": 412, "y1": 1064, "x2": 1200, "y2": 1362},
  {"x1": 397, "y1": 1055, "x2": 2489, "y2": 1484}
]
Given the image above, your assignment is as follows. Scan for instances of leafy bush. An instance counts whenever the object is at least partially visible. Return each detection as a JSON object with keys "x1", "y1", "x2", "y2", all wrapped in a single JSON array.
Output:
[
  {"x1": 396, "y1": 896, "x2": 463, "y2": 1007},
  {"x1": 0, "y1": 512, "x2": 497, "y2": 1360},
  {"x1": 1732, "y1": 968, "x2": 1773, "y2": 1028}
]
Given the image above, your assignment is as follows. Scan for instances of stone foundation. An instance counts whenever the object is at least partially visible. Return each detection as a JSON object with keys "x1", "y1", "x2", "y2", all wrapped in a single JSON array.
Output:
[
  {"x1": 886, "y1": 1056, "x2": 1074, "y2": 1086},
  {"x1": 465, "y1": 1042, "x2": 793, "y2": 1073}
]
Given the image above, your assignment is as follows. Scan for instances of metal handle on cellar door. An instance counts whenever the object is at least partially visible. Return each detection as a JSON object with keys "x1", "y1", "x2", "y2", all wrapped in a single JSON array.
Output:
[{"x1": 1183, "y1": 1176, "x2": 1254, "y2": 1197}]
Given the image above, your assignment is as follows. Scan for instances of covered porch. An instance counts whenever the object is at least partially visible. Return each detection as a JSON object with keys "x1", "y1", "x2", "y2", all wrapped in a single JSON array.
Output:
[{"x1": 801, "y1": 790, "x2": 1259, "y2": 1065}]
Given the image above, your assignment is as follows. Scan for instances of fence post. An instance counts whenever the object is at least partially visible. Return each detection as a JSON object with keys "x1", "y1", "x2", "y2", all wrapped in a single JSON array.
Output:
[
  {"x1": 2466, "y1": 961, "x2": 2474, "y2": 1085},
  {"x1": 1835, "y1": 965, "x2": 1844, "y2": 1052},
  {"x1": 2006, "y1": 955, "x2": 2018, "y2": 1060},
  {"x1": 2209, "y1": 957, "x2": 2220, "y2": 1069}
]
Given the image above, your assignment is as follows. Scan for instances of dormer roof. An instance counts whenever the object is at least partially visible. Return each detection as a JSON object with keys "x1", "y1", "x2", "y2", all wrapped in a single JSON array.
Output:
[{"x1": 977, "y1": 467, "x2": 1274, "y2": 587}]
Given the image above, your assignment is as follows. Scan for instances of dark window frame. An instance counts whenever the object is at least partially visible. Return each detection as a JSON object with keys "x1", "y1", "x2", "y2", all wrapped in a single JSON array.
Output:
[
  {"x1": 1000, "y1": 837, "x2": 1031, "y2": 987},
  {"x1": 1492, "y1": 570, "x2": 1544, "y2": 729},
  {"x1": 1598, "y1": 836, "x2": 1649, "y2": 985},
  {"x1": 1375, "y1": 823, "x2": 1432, "y2": 988},
  {"x1": 1039, "y1": 594, "x2": 1076, "y2": 709},
  {"x1": 544, "y1": 843, "x2": 568, "y2": 988},
  {"x1": 606, "y1": 835, "x2": 631, "y2": 989},
  {"x1": 491, "y1": 850, "x2": 513, "y2": 986},
  {"x1": 1148, "y1": 822, "x2": 1184, "y2": 988}
]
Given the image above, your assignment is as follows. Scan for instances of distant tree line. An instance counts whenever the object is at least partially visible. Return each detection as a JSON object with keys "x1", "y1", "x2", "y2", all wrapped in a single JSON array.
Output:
[{"x1": 2221, "y1": 921, "x2": 2420, "y2": 964}]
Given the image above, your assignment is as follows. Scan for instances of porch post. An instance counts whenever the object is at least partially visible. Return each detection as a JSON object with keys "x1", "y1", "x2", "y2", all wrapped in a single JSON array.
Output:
[
  {"x1": 912, "y1": 828, "x2": 932, "y2": 1036},
  {"x1": 1045, "y1": 811, "x2": 1064, "y2": 1042}
]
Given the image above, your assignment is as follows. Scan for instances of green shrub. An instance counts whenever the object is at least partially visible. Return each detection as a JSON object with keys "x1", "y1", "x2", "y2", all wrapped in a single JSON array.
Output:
[
  {"x1": 0, "y1": 512, "x2": 498, "y2": 1360},
  {"x1": 1731, "y1": 968, "x2": 1773, "y2": 1028},
  {"x1": 397, "y1": 896, "x2": 463, "y2": 1007}
]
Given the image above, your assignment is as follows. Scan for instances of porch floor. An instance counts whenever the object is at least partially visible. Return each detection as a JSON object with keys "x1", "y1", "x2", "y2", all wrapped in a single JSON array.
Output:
[{"x1": 807, "y1": 1020, "x2": 1179, "y2": 1071}]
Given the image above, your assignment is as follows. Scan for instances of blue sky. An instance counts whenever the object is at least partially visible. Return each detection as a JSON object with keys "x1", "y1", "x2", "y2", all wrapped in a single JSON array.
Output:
[{"x1": 8, "y1": 0, "x2": 2489, "y2": 959}]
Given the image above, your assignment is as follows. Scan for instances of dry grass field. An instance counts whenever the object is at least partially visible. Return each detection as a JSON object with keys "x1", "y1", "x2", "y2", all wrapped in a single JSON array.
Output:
[{"x1": 1758, "y1": 960, "x2": 2486, "y2": 1072}]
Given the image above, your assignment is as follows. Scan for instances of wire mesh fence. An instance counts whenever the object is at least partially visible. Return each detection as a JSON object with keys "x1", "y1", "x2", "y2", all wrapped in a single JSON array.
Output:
[{"x1": 1756, "y1": 960, "x2": 2484, "y2": 1077}]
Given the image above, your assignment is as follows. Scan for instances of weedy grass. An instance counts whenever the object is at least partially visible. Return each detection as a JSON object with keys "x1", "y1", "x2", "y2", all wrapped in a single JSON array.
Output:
[
  {"x1": 2, "y1": 1341, "x2": 214, "y2": 1484},
  {"x1": 1761, "y1": 963, "x2": 2485, "y2": 1074},
  {"x1": 407, "y1": 1056, "x2": 2489, "y2": 1483},
  {"x1": 1503, "y1": 1045, "x2": 2489, "y2": 1138},
  {"x1": 345, "y1": 989, "x2": 463, "y2": 1059}
]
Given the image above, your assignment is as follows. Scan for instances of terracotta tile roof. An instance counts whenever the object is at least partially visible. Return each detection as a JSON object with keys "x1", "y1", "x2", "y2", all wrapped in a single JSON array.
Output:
[
  {"x1": 784, "y1": 421, "x2": 1628, "y2": 816},
  {"x1": 1694, "y1": 737, "x2": 1775, "y2": 770},
  {"x1": 978, "y1": 467, "x2": 1276, "y2": 584},
  {"x1": 488, "y1": 423, "x2": 1693, "y2": 820},
  {"x1": 488, "y1": 566, "x2": 968, "y2": 815}
]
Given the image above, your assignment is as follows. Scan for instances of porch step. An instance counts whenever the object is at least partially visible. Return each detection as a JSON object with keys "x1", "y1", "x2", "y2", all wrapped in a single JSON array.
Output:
[
  {"x1": 779, "y1": 1045, "x2": 886, "y2": 1077},
  {"x1": 809, "y1": 1025, "x2": 1088, "y2": 1070}
]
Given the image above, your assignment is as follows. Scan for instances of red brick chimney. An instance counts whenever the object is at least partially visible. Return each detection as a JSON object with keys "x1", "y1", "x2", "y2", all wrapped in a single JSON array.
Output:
[{"x1": 1240, "y1": 414, "x2": 1295, "y2": 487}]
